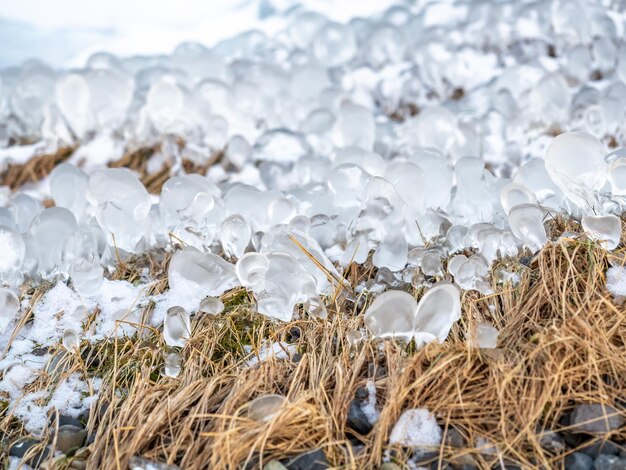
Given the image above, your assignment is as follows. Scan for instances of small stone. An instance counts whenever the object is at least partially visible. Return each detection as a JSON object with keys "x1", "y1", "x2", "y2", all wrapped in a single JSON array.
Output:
[
  {"x1": 445, "y1": 427, "x2": 467, "y2": 448},
  {"x1": 564, "y1": 452, "x2": 594, "y2": 470},
  {"x1": 594, "y1": 454, "x2": 626, "y2": 470},
  {"x1": 69, "y1": 458, "x2": 88, "y2": 470},
  {"x1": 570, "y1": 404, "x2": 625, "y2": 434},
  {"x1": 379, "y1": 464, "x2": 402, "y2": 470},
  {"x1": 9, "y1": 437, "x2": 50, "y2": 467},
  {"x1": 54, "y1": 424, "x2": 87, "y2": 454},
  {"x1": 264, "y1": 461, "x2": 288, "y2": 470},
  {"x1": 581, "y1": 440, "x2": 620, "y2": 458},
  {"x1": 285, "y1": 449, "x2": 329, "y2": 470},
  {"x1": 355, "y1": 386, "x2": 369, "y2": 400},
  {"x1": 347, "y1": 399, "x2": 373, "y2": 435},
  {"x1": 539, "y1": 430, "x2": 565, "y2": 454}
]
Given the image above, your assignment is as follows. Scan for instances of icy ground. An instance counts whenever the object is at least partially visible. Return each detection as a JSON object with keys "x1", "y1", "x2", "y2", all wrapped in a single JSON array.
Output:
[{"x1": 0, "y1": 0, "x2": 626, "y2": 441}]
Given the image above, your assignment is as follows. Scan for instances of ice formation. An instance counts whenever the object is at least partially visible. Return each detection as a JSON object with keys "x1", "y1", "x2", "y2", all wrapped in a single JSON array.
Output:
[
  {"x1": 364, "y1": 284, "x2": 461, "y2": 346},
  {"x1": 2, "y1": 0, "x2": 626, "y2": 437}
]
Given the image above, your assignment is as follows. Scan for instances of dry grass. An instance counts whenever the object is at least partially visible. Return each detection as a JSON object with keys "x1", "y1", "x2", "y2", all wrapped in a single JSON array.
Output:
[
  {"x1": 2, "y1": 235, "x2": 626, "y2": 469},
  {"x1": 0, "y1": 141, "x2": 223, "y2": 194}
]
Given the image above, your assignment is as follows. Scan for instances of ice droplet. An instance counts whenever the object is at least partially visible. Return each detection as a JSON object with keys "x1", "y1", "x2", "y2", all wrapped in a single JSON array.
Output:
[
  {"x1": 0, "y1": 288, "x2": 19, "y2": 334},
  {"x1": 62, "y1": 329, "x2": 80, "y2": 350},
  {"x1": 246, "y1": 394, "x2": 287, "y2": 422},
  {"x1": 544, "y1": 131, "x2": 608, "y2": 210},
  {"x1": 364, "y1": 284, "x2": 461, "y2": 344},
  {"x1": 236, "y1": 252, "x2": 270, "y2": 292},
  {"x1": 0, "y1": 225, "x2": 25, "y2": 278},
  {"x1": 168, "y1": 247, "x2": 239, "y2": 296},
  {"x1": 221, "y1": 214, "x2": 251, "y2": 258},
  {"x1": 162, "y1": 352, "x2": 182, "y2": 378},
  {"x1": 472, "y1": 323, "x2": 499, "y2": 349},
  {"x1": 508, "y1": 204, "x2": 548, "y2": 252},
  {"x1": 581, "y1": 214, "x2": 621, "y2": 250},
  {"x1": 199, "y1": 296, "x2": 224, "y2": 316},
  {"x1": 163, "y1": 306, "x2": 191, "y2": 348}
]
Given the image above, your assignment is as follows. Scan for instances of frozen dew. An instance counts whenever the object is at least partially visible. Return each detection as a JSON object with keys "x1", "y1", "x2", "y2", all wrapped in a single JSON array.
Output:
[
  {"x1": 168, "y1": 247, "x2": 238, "y2": 296},
  {"x1": 163, "y1": 306, "x2": 191, "y2": 348},
  {"x1": 508, "y1": 204, "x2": 548, "y2": 252},
  {"x1": 0, "y1": 224, "x2": 25, "y2": 278},
  {"x1": 364, "y1": 284, "x2": 461, "y2": 345},
  {"x1": 162, "y1": 352, "x2": 182, "y2": 378},
  {"x1": 500, "y1": 182, "x2": 538, "y2": 215},
  {"x1": 608, "y1": 157, "x2": 626, "y2": 196},
  {"x1": 0, "y1": 288, "x2": 19, "y2": 334},
  {"x1": 544, "y1": 132, "x2": 608, "y2": 211},
  {"x1": 62, "y1": 329, "x2": 80, "y2": 351},
  {"x1": 220, "y1": 214, "x2": 251, "y2": 258},
  {"x1": 88, "y1": 168, "x2": 151, "y2": 251},
  {"x1": 246, "y1": 394, "x2": 287, "y2": 422},
  {"x1": 29, "y1": 207, "x2": 79, "y2": 277},
  {"x1": 70, "y1": 258, "x2": 104, "y2": 296},
  {"x1": 581, "y1": 214, "x2": 621, "y2": 250},
  {"x1": 199, "y1": 296, "x2": 224, "y2": 316},
  {"x1": 236, "y1": 252, "x2": 270, "y2": 292},
  {"x1": 49, "y1": 163, "x2": 89, "y2": 219},
  {"x1": 472, "y1": 323, "x2": 499, "y2": 349},
  {"x1": 312, "y1": 22, "x2": 357, "y2": 67}
]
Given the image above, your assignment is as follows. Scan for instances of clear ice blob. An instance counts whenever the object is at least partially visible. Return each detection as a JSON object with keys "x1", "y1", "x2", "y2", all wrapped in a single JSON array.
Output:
[
  {"x1": 0, "y1": 225, "x2": 25, "y2": 279},
  {"x1": 29, "y1": 207, "x2": 79, "y2": 278},
  {"x1": 199, "y1": 296, "x2": 224, "y2": 316},
  {"x1": 364, "y1": 284, "x2": 461, "y2": 345},
  {"x1": 50, "y1": 163, "x2": 89, "y2": 219},
  {"x1": 163, "y1": 306, "x2": 191, "y2": 348},
  {"x1": 312, "y1": 22, "x2": 357, "y2": 67},
  {"x1": 500, "y1": 182, "x2": 538, "y2": 214},
  {"x1": 62, "y1": 329, "x2": 80, "y2": 350},
  {"x1": 163, "y1": 352, "x2": 182, "y2": 378},
  {"x1": 168, "y1": 247, "x2": 239, "y2": 296},
  {"x1": 220, "y1": 214, "x2": 251, "y2": 259},
  {"x1": 236, "y1": 252, "x2": 270, "y2": 292},
  {"x1": 544, "y1": 132, "x2": 608, "y2": 211},
  {"x1": 508, "y1": 204, "x2": 548, "y2": 252},
  {"x1": 0, "y1": 288, "x2": 19, "y2": 334},
  {"x1": 581, "y1": 214, "x2": 621, "y2": 250},
  {"x1": 246, "y1": 394, "x2": 287, "y2": 422},
  {"x1": 472, "y1": 323, "x2": 498, "y2": 349},
  {"x1": 608, "y1": 157, "x2": 626, "y2": 196}
]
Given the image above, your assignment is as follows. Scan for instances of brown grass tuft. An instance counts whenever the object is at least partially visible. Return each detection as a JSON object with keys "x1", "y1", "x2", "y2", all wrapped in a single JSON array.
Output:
[{"x1": 2, "y1": 238, "x2": 626, "y2": 469}]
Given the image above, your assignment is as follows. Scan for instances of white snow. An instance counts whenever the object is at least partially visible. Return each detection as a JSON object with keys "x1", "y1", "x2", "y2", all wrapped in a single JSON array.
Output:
[
  {"x1": 607, "y1": 266, "x2": 626, "y2": 298},
  {"x1": 389, "y1": 408, "x2": 442, "y2": 448}
]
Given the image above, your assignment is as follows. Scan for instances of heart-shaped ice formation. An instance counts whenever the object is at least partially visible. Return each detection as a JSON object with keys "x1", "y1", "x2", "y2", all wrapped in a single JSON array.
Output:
[
  {"x1": 364, "y1": 284, "x2": 461, "y2": 345},
  {"x1": 581, "y1": 214, "x2": 621, "y2": 250}
]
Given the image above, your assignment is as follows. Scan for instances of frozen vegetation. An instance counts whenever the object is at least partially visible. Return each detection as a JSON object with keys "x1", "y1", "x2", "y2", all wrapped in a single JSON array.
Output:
[{"x1": 0, "y1": 0, "x2": 625, "y2": 467}]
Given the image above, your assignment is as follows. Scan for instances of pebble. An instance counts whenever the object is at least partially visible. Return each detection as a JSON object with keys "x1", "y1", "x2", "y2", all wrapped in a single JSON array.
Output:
[
  {"x1": 285, "y1": 449, "x2": 329, "y2": 470},
  {"x1": 264, "y1": 461, "x2": 288, "y2": 470},
  {"x1": 594, "y1": 454, "x2": 626, "y2": 470},
  {"x1": 570, "y1": 404, "x2": 625, "y2": 434},
  {"x1": 379, "y1": 463, "x2": 402, "y2": 470},
  {"x1": 564, "y1": 452, "x2": 594, "y2": 470},
  {"x1": 54, "y1": 424, "x2": 87, "y2": 454},
  {"x1": 346, "y1": 398, "x2": 373, "y2": 435},
  {"x1": 538, "y1": 430, "x2": 565, "y2": 454},
  {"x1": 8, "y1": 437, "x2": 50, "y2": 467},
  {"x1": 581, "y1": 440, "x2": 620, "y2": 458}
]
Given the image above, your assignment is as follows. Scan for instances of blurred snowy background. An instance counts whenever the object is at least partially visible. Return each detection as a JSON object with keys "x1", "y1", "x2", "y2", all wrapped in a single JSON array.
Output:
[{"x1": 0, "y1": 0, "x2": 395, "y2": 68}]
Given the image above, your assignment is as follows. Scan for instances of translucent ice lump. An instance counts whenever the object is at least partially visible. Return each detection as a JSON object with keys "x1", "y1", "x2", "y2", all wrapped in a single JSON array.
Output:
[{"x1": 364, "y1": 284, "x2": 461, "y2": 345}]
